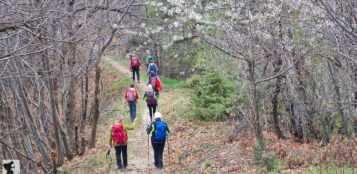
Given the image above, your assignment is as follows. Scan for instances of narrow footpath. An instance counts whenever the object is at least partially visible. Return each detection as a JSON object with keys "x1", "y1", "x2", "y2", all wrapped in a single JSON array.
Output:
[{"x1": 105, "y1": 57, "x2": 168, "y2": 174}]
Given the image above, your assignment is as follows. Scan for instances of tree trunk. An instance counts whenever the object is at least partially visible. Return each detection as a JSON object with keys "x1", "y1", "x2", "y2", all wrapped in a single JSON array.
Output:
[
  {"x1": 79, "y1": 73, "x2": 89, "y2": 155},
  {"x1": 9, "y1": 79, "x2": 37, "y2": 171},
  {"x1": 271, "y1": 55, "x2": 284, "y2": 139},
  {"x1": 64, "y1": 0, "x2": 76, "y2": 155},
  {"x1": 353, "y1": 67, "x2": 357, "y2": 134},
  {"x1": 270, "y1": 16, "x2": 285, "y2": 139},
  {"x1": 39, "y1": 86, "x2": 49, "y2": 135},
  {"x1": 248, "y1": 61, "x2": 262, "y2": 141},
  {"x1": 327, "y1": 61, "x2": 348, "y2": 136},
  {"x1": 42, "y1": 55, "x2": 65, "y2": 165},
  {"x1": 286, "y1": 101, "x2": 303, "y2": 141},
  {"x1": 0, "y1": 92, "x2": 21, "y2": 161},
  {"x1": 14, "y1": 77, "x2": 51, "y2": 166},
  {"x1": 89, "y1": 66, "x2": 101, "y2": 148},
  {"x1": 295, "y1": 57, "x2": 319, "y2": 139}
]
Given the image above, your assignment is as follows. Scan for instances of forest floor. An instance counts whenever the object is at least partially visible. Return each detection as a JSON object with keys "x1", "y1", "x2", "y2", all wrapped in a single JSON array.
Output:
[{"x1": 61, "y1": 54, "x2": 356, "y2": 174}]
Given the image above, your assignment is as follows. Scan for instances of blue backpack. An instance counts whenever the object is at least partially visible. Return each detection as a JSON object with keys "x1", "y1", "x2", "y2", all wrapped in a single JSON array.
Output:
[
  {"x1": 154, "y1": 121, "x2": 167, "y2": 142},
  {"x1": 148, "y1": 63, "x2": 158, "y2": 76}
]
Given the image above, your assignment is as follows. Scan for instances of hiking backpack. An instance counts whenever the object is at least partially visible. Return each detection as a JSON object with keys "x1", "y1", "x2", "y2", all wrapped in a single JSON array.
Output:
[
  {"x1": 112, "y1": 123, "x2": 128, "y2": 144},
  {"x1": 127, "y1": 88, "x2": 136, "y2": 102},
  {"x1": 154, "y1": 121, "x2": 167, "y2": 142},
  {"x1": 148, "y1": 63, "x2": 158, "y2": 76},
  {"x1": 150, "y1": 76, "x2": 157, "y2": 89},
  {"x1": 146, "y1": 91, "x2": 157, "y2": 105},
  {"x1": 131, "y1": 57, "x2": 140, "y2": 68}
]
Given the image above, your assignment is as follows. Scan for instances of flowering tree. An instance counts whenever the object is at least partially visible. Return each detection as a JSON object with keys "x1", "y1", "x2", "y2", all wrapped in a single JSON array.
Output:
[{"x1": 143, "y1": 0, "x2": 357, "y2": 142}]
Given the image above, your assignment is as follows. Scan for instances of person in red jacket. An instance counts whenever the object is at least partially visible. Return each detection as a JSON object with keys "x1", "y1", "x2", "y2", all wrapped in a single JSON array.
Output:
[
  {"x1": 125, "y1": 82, "x2": 139, "y2": 122},
  {"x1": 109, "y1": 114, "x2": 133, "y2": 171},
  {"x1": 130, "y1": 54, "x2": 141, "y2": 83}
]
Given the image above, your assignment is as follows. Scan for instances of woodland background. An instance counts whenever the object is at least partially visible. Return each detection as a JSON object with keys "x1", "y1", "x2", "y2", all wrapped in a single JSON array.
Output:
[{"x1": 0, "y1": 0, "x2": 356, "y2": 173}]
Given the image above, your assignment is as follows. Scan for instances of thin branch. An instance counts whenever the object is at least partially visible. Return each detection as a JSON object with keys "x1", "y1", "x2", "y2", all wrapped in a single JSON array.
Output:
[{"x1": 198, "y1": 35, "x2": 246, "y2": 60}]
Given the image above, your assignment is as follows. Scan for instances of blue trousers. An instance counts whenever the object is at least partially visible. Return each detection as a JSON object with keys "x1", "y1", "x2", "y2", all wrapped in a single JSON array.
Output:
[{"x1": 128, "y1": 101, "x2": 137, "y2": 122}]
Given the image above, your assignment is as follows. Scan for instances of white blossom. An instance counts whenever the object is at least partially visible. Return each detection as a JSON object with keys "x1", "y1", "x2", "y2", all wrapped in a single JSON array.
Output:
[{"x1": 173, "y1": 21, "x2": 180, "y2": 28}]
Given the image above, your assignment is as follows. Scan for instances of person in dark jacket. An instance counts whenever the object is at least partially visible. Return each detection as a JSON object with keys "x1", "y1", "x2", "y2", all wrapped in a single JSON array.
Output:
[
  {"x1": 146, "y1": 112, "x2": 170, "y2": 169},
  {"x1": 145, "y1": 49, "x2": 156, "y2": 69},
  {"x1": 143, "y1": 84, "x2": 158, "y2": 120}
]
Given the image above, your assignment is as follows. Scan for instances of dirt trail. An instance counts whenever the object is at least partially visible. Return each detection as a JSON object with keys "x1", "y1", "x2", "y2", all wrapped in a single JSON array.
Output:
[{"x1": 104, "y1": 57, "x2": 168, "y2": 174}]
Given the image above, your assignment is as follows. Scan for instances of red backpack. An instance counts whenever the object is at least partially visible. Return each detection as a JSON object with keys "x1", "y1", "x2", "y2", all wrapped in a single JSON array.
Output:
[
  {"x1": 127, "y1": 88, "x2": 136, "y2": 102},
  {"x1": 150, "y1": 76, "x2": 157, "y2": 89},
  {"x1": 131, "y1": 57, "x2": 140, "y2": 68},
  {"x1": 112, "y1": 123, "x2": 128, "y2": 144}
]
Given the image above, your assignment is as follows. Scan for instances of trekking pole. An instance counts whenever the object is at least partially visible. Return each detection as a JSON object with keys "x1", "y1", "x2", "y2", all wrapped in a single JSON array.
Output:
[
  {"x1": 147, "y1": 130, "x2": 150, "y2": 166},
  {"x1": 147, "y1": 105, "x2": 150, "y2": 167},
  {"x1": 167, "y1": 136, "x2": 171, "y2": 173}
]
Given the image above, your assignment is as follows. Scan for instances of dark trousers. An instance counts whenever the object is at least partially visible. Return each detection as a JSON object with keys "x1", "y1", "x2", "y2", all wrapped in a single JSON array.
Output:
[
  {"x1": 147, "y1": 104, "x2": 157, "y2": 120},
  {"x1": 128, "y1": 101, "x2": 137, "y2": 122},
  {"x1": 154, "y1": 88, "x2": 160, "y2": 97},
  {"x1": 151, "y1": 141, "x2": 165, "y2": 168},
  {"x1": 132, "y1": 67, "x2": 140, "y2": 82},
  {"x1": 115, "y1": 145, "x2": 127, "y2": 169}
]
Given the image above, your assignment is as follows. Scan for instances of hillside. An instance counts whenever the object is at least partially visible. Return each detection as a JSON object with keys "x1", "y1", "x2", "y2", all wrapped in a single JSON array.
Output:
[
  {"x1": 61, "y1": 56, "x2": 356, "y2": 174},
  {"x1": 1, "y1": 0, "x2": 357, "y2": 173}
]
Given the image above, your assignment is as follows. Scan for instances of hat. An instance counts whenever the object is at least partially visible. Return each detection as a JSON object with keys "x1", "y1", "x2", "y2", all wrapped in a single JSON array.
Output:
[
  {"x1": 116, "y1": 114, "x2": 123, "y2": 120},
  {"x1": 147, "y1": 84, "x2": 153, "y2": 92},
  {"x1": 154, "y1": 112, "x2": 162, "y2": 119}
]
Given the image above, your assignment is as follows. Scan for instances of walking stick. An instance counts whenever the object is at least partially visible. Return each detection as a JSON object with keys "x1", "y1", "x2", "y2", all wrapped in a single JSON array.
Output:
[
  {"x1": 167, "y1": 136, "x2": 171, "y2": 172},
  {"x1": 147, "y1": 108, "x2": 150, "y2": 167},
  {"x1": 147, "y1": 131, "x2": 150, "y2": 166}
]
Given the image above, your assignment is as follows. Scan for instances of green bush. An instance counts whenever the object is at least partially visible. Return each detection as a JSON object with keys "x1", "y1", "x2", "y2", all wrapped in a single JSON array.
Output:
[
  {"x1": 63, "y1": 168, "x2": 71, "y2": 174},
  {"x1": 252, "y1": 139, "x2": 266, "y2": 165},
  {"x1": 160, "y1": 78, "x2": 186, "y2": 89},
  {"x1": 203, "y1": 159, "x2": 212, "y2": 168},
  {"x1": 190, "y1": 71, "x2": 236, "y2": 121},
  {"x1": 253, "y1": 140, "x2": 283, "y2": 174}
]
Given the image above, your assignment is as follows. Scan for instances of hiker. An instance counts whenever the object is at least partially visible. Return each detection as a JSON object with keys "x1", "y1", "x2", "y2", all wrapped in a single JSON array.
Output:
[
  {"x1": 143, "y1": 84, "x2": 158, "y2": 120},
  {"x1": 148, "y1": 73, "x2": 161, "y2": 97},
  {"x1": 146, "y1": 112, "x2": 170, "y2": 169},
  {"x1": 147, "y1": 61, "x2": 158, "y2": 78},
  {"x1": 130, "y1": 54, "x2": 141, "y2": 83},
  {"x1": 108, "y1": 115, "x2": 133, "y2": 171},
  {"x1": 125, "y1": 82, "x2": 139, "y2": 122},
  {"x1": 145, "y1": 49, "x2": 156, "y2": 69}
]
